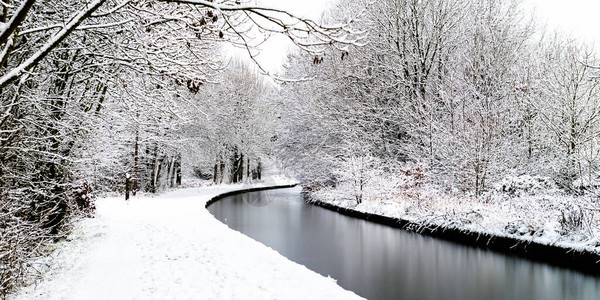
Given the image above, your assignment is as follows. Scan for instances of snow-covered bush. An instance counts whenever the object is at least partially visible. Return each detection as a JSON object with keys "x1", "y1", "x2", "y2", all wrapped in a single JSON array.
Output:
[
  {"x1": 73, "y1": 182, "x2": 96, "y2": 218},
  {"x1": 572, "y1": 172, "x2": 600, "y2": 195},
  {"x1": 313, "y1": 162, "x2": 430, "y2": 208},
  {"x1": 559, "y1": 206, "x2": 584, "y2": 233},
  {"x1": 504, "y1": 219, "x2": 542, "y2": 236},
  {"x1": 495, "y1": 175, "x2": 556, "y2": 196},
  {"x1": 558, "y1": 204, "x2": 597, "y2": 238},
  {"x1": 331, "y1": 155, "x2": 382, "y2": 204}
]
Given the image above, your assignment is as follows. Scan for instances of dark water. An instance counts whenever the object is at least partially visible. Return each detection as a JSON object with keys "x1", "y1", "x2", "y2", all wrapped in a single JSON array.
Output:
[{"x1": 207, "y1": 187, "x2": 600, "y2": 300}]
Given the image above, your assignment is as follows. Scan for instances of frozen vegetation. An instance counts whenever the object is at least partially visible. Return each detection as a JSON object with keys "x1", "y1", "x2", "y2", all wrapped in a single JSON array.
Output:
[
  {"x1": 276, "y1": 0, "x2": 600, "y2": 260},
  {"x1": 2, "y1": 0, "x2": 600, "y2": 297},
  {"x1": 0, "y1": 1, "x2": 363, "y2": 295}
]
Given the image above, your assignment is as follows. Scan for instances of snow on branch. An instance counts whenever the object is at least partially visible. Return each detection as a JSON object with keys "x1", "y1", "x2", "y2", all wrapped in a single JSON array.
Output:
[
  {"x1": 0, "y1": 0, "x2": 108, "y2": 89},
  {"x1": 157, "y1": 0, "x2": 369, "y2": 53},
  {"x1": 20, "y1": 19, "x2": 135, "y2": 36},
  {"x1": 0, "y1": 0, "x2": 35, "y2": 46}
]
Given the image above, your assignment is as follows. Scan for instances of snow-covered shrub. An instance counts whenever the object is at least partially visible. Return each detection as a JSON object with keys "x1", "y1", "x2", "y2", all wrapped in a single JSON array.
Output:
[
  {"x1": 331, "y1": 156, "x2": 382, "y2": 204},
  {"x1": 0, "y1": 198, "x2": 51, "y2": 297},
  {"x1": 397, "y1": 166, "x2": 425, "y2": 190},
  {"x1": 495, "y1": 175, "x2": 556, "y2": 196},
  {"x1": 348, "y1": 164, "x2": 430, "y2": 208},
  {"x1": 558, "y1": 205, "x2": 596, "y2": 238},
  {"x1": 505, "y1": 219, "x2": 543, "y2": 236},
  {"x1": 572, "y1": 172, "x2": 600, "y2": 195},
  {"x1": 73, "y1": 182, "x2": 96, "y2": 217},
  {"x1": 559, "y1": 206, "x2": 584, "y2": 234},
  {"x1": 192, "y1": 166, "x2": 214, "y2": 181}
]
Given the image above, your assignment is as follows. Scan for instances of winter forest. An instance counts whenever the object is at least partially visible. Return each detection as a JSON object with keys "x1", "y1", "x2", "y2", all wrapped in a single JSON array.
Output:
[{"x1": 3, "y1": 0, "x2": 600, "y2": 298}]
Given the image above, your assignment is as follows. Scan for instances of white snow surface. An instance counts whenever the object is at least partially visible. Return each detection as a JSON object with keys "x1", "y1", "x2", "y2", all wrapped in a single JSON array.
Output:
[{"x1": 12, "y1": 179, "x2": 362, "y2": 300}]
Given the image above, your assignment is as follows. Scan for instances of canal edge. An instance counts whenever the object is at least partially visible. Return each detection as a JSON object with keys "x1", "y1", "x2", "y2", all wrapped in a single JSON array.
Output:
[
  {"x1": 205, "y1": 183, "x2": 298, "y2": 209},
  {"x1": 308, "y1": 199, "x2": 600, "y2": 276}
]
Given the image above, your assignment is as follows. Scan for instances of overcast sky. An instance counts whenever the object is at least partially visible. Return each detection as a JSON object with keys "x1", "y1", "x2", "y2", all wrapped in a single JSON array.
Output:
[
  {"x1": 526, "y1": 0, "x2": 600, "y2": 47},
  {"x1": 239, "y1": 0, "x2": 600, "y2": 73}
]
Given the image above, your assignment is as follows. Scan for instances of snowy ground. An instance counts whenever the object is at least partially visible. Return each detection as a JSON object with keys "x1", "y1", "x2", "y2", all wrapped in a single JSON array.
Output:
[{"x1": 11, "y1": 179, "x2": 361, "y2": 300}]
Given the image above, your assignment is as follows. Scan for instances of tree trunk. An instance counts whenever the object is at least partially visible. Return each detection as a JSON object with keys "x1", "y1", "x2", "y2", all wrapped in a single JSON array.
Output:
[
  {"x1": 219, "y1": 159, "x2": 225, "y2": 184},
  {"x1": 133, "y1": 130, "x2": 139, "y2": 196},
  {"x1": 150, "y1": 143, "x2": 162, "y2": 193},
  {"x1": 166, "y1": 157, "x2": 173, "y2": 188},
  {"x1": 257, "y1": 160, "x2": 262, "y2": 180},
  {"x1": 213, "y1": 162, "x2": 218, "y2": 184},
  {"x1": 246, "y1": 157, "x2": 250, "y2": 181},
  {"x1": 175, "y1": 154, "x2": 182, "y2": 186},
  {"x1": 238, "y1": 153, "x2": 244, "y2": 183},
  {"x1": 155, "y1": 160, "x2": 163, "y2": 192}
]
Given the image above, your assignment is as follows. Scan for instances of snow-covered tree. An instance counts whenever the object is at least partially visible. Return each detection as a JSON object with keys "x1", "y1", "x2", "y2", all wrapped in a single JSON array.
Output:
[
  {"x1": 0, "y1": 0, "x2": 364, "y2": 295},
  {"x1": 277, "y1": 0, "x2": 597, "y2": 201}
]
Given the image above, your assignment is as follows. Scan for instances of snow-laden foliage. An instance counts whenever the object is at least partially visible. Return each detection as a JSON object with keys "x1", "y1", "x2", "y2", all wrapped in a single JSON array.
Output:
[
  {"x1": 0, "y1": 0, "x2": 360, "y2": 296},
  {"x1": 4, "y1": 0, "x2": 600, "y2": 295},
  {"x1": 277, "y1": 0, "x2": 600, "y2": 252},
  {"x1": 279, "y1": 0, "x2": 600, "y2": 196},
  {"x1": 310, "y1": 166, "x2": 600, "y2": 252},
  {"x1": 495, "y1": 175, "x2": 557, "y2": 196}
]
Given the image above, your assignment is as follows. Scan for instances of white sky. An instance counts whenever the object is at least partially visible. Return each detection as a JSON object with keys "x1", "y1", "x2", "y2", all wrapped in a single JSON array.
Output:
[{"x1": 525, "y1": 0, "x2": 600, "y2": 46}]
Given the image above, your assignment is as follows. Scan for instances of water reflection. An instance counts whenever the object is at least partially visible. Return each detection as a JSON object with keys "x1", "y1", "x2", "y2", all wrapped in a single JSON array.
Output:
[{"x1": 208, "y1": 187, "x2": 600, "y2": 300}]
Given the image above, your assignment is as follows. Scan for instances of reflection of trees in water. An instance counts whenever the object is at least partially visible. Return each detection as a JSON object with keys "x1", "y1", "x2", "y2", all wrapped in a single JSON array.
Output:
[
  {"x1": 214, "y1": 189, "x2": 600, "y2": 300},
  {"x1": 243, "y1": 192, "x2": 274, "y2": 207}
]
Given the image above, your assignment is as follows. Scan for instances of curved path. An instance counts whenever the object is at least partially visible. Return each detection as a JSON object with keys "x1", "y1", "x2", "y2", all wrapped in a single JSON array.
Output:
[{"x1": 12, "y1": 183, "x2": 361, "y2": 300}]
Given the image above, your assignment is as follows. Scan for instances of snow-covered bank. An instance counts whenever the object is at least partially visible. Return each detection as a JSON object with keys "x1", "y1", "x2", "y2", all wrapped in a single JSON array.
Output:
[
  {"x1": 11, "y1": 180, "x2": 362, "y2": 300},
  {"x1": 308, "y1": 181, "x2": 600, "y2": 274}
]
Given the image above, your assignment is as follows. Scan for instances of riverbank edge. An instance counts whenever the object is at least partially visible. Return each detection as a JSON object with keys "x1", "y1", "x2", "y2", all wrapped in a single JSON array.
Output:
[
  {"x1": 204, "y1": 183, "x2": 299, "y2": 208},
  {"x1": 308, "y1": 198, "x2": 600, "y2": 276}
]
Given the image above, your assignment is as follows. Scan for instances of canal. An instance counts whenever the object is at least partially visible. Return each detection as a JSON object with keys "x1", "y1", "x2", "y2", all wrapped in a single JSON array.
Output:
[{"x1": 207, "y1": 186, "x2": 600, "y2": 300}]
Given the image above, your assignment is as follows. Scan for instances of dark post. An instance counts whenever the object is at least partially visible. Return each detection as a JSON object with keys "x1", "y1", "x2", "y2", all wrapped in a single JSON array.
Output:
[{"x1": 125, "y1": 173, "x2": 131, "y2": 201}]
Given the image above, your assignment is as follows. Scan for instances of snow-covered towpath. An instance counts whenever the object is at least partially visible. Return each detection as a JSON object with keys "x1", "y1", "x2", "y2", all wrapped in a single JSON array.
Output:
[{"x1": 12, "y1": 183, "x2": 361, "y2": 300}]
